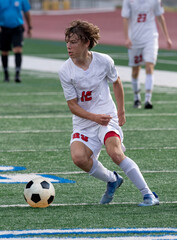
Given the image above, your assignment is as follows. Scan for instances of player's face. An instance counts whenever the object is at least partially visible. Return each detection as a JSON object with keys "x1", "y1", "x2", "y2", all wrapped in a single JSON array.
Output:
[{"x1": 66, "y1": 33, "x2": 89, "y2": 59}]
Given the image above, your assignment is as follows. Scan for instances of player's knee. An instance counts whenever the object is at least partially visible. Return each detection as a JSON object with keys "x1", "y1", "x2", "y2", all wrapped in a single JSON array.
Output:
[
  {"x1": 132, "y1": 72, "x2": 138, "y2": 79},
  {"x1": 109, "y1": 149, "x2": 125, "y2": 164},
  {"x1": 132, "y1": 66, "x2": 140, "y2": 79},
  {"x1": 71, "y1": 152, "x2": 87, "y2": 167}
]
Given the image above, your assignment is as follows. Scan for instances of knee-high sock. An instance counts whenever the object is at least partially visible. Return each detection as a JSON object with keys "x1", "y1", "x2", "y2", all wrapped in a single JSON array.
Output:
[
  {"x1": 1, "y1": 55, "x2": 8, "y2": 70},
  {"x1": 119, "y1": 157, "x2": 152, "y2": 197},
  {"x1": 132, "y1": 78, "x2": 141, "y2": 101},
  {"x1": 89, "y1": 156, "x2": 116, "y2": 182},
  {"x1": 145, "y1": 74, "x2": 154, "y2": 102},
  {"x1": 15, "y1": 53, "x2": 22, "y2": 77}
]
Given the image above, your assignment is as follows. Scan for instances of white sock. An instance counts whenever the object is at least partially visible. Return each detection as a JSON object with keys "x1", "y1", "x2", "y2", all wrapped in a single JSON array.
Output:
[
  {"x1": 89, "y1": 157, "x2": 116, "y2": 182},
  {"x1": 132, "y1": 78, "x2": 141, "y2": 101},
  {"x1": 145, "y1": 74, "x2": 154, "y2": 102},
  {"x1": 119, "y1": 157, "x2": 152, "y2": 197}
]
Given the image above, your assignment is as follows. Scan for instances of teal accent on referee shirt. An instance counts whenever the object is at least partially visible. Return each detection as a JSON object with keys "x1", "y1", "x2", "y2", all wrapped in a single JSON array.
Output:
[{"x1": 0, "y1": 0, "x2": 31, "y2": 28}]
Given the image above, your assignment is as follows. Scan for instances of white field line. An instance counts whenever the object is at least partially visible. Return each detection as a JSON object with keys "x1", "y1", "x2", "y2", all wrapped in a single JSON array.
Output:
[
  {"x1": 0, "y1": 92, "x2": 63, "y2": 96},
  {"x1": 0, "y1": 128, "x2": 177, "y2": 134},
  {"x1": 1, "y1": 227, "x2": 177, "y2": 239},
  {"x1": 0, "y1": 146, "x2": 177, "y2": 153},
  {"x1": 0, "y1": 129, "x2": 71, "y2": 133},
  {"x1": 8, "y1": 56, "x2": 177, "y2": 88},
  {"x1": 1, "y1": 88, "x2": 177, "y2": 97},
  {"x1": 1, "y1": 113, "x2": 177, "y2": 119},
  {"x1": 0, "y1": 114, "x2": 72, "y2": 119},
  {"x1": 0, "y1": 201, "x2": 177, "y2": 208},
  {"x1": 1, "y1": 100, "x2": 177, "y2": 107},
  {"x1": 33, "y1": 170, "x2": 177, "y2": 174},
  {"x1": 0, "y1": 102, "x2": 66, "y2": 106},
  {"x1": 1, "y1": 238, "x2": 177, "y2": 240}
]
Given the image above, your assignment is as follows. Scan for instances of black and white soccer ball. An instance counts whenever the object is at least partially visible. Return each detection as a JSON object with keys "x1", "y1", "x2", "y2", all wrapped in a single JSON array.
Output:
[{"x1": 24, "y1": 177, "x2": 55, "y2": 208}]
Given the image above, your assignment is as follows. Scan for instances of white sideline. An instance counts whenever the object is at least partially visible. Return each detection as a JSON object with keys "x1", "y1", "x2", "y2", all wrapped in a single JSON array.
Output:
[{"x1": 9, "y1": 55, "x2": 177, "y2": 88}]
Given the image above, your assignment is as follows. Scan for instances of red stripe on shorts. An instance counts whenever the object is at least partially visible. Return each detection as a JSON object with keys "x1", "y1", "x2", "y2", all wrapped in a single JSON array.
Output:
[{"x1": 104, "y1": 131, "x2": 120, "y2": 145}]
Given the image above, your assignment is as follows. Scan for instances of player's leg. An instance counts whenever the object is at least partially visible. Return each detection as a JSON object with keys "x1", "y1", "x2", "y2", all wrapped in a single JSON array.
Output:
[
  {"x1": 105, "y1": 132, "x2": 159, "y2": 206},
  {"x1": 144, "y1": 62, "x2": 154, "y2": 109},
  {"x1": 1, "y1": 51, "x2": 9, "y2": 82},
  {"x1": 143, "y1": 39, "x2": 158, "y2": 109},
  {"x1": 1, "y1": 27, "x2": 11, "y2": 82},
  {"x1": 132, "y1": 65, "x2": 141, "y2": 108},
  {"x1": 70, "y1": 141, "x2": 93, "y2": 172},
  {"x1": 12, "y1": 26, "x2": 24, "y2": 83},
  {"x1": 70, "y1": 133, "x2": 117, "y2": 183},
  {"x1": 129, "y1": 48, "x2": 142, "y2": 108},
  {"x1": 13, "y1": 46, "x2": 22, "y2": 83}
]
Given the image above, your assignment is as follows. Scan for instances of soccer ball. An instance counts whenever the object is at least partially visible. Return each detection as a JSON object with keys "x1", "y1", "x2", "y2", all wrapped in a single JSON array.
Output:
[{"x1": 24, "y1": 177, "x2": 55, "y2": 208}]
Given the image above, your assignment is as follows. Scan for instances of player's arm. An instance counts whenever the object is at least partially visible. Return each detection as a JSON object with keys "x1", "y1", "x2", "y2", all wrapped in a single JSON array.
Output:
[
  {"x1": 24, "y1": 11, "x2": 32, "y2": 38},
  {"x1": 113, "y1": 77, "x2": 126, "y2": 126},
  {"x1": 122, "y1": 17, "x2": 132, "y2": 49},
  {"x1": 67, "y1": 98, "x2": 112, "y2": 126},
  {"x1": 157, "y1": 15, "x2": 172, "y2": 49}
]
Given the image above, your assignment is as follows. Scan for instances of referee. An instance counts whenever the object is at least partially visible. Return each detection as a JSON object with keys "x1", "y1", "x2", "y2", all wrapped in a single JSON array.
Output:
[{"x1": 0, "y1": 0, "x2": 32, "y2": 83}]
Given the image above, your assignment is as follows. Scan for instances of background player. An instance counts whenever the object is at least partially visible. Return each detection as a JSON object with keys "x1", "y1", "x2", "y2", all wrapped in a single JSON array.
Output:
[
  {"x1": 121, "y1": 0, "x2": 172, "y2": 109},
  {"x1": 0, "y1": 0, "x2": 32, "y2": 83},
  {"x1": 59, "y1": 20, "x2": 159, "y2": 206}
]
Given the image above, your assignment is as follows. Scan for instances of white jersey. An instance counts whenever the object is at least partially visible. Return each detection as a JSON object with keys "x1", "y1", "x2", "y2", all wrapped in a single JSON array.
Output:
[
  {"x1": 121, "y1": 0, "x2": 164, "y2": 48},
  {"x1": 58, "y1": 52, "x2": 119, "y2": 130}
]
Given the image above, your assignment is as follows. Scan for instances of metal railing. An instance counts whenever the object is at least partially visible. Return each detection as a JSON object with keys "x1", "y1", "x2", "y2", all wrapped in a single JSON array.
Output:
[
  {"x1": 29, "y1": 0, "x2": 177, "y2": 11},
  {"x1": 29, "y1": 0, "x2": 120, "y2": 10}
]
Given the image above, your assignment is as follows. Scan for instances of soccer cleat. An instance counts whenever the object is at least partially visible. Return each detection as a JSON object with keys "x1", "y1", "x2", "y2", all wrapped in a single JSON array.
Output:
[
  {"x1": 4, "y1": 77, "x2": 9, "y2": 82},
  {"x1": 15, "y1": 78, "x2": 21, "y2": 83},
  {"x1": 144, "y1": 101, "x2": 153, "y2": 109},
  {"x1": 3, "y1": 71, "x2": 9, "y2": 82},
  {"x1": 138, "y1": 192, "x2": 159, "y2": 207},
  {"x1": 100, "y1": 172, "x2": 123, "y2": 204},
  {"x1": 134, "y1": 100, "x2": 141, "y2": 109}
]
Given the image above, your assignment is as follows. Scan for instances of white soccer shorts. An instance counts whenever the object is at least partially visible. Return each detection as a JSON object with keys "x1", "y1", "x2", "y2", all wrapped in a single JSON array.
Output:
[
  {"x1": 70, "y1": 118, "x2": 124, "y2": 160},
  {"x1": 128, "y1": 39, "x2": 159, "y2": 66}
]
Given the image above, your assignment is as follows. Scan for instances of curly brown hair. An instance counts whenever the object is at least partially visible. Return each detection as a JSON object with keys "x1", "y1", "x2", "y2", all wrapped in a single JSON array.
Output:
[{"x1": 65, "y1": 20, "x2": 100, "y2": 50}]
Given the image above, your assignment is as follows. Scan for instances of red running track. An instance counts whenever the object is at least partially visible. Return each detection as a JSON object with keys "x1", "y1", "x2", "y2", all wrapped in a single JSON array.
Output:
[{"x1": 28, "y1": 9, "x2": 177, "y2": 49}]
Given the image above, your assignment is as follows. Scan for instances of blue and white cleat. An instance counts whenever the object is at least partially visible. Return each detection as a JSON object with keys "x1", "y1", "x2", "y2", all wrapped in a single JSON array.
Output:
[
  {"x1": 100, "y1": 172, "x2": 123, "y2": 204},
  {"x1": 138, "y1": 192, "x2": 159, "y2": 207}
]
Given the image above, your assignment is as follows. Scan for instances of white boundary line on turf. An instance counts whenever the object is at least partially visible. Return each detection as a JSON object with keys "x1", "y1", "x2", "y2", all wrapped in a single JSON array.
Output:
[
  {"x1": 0, "y1": 127, "x2": 177, "y2": 134},
  {"x1": 8, "y1": 56, "x2": 177, "y2": 88},
  {"x1": 33, "y1": 170, "x2": 177, "y2": 174},
  {"x1": 0, "y1": 92, "x2": 62, "y2": 96},
  {"x1": 0, "y1": 146, "x2": 177, "y2": 153},
  {"x1": 1, "y1": 100, "x2": 177, "y2": 106},
  {"x1": 1, "y1": 89, "x2": 177, "y2": 96},
  {"x1": 1, "y1": 228, "x2": 177, "y2": 240},
  {"x1": 1, "y1": 170, "x2": 177, "y2": 174},
  {"x1": 1, "y1": 113, "x2": 177, "y2": 119},
  {"x1": 0, "y1": 102, "x2": 66, "y2": 106},
  {"x1": 1, "y1": 237, "x2": 177, "y2": 240},
  {"x1": 0, "y1": 201, "x2": 177, "y2": 208},
  {"x1": 1, "y1": 228, "x2": 177, "y2": 235}
]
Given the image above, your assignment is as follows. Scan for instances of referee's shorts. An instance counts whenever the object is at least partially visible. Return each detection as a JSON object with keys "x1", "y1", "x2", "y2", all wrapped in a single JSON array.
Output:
[{"x1": 0, "y1": 25, "x2": 24, "y2": 51}]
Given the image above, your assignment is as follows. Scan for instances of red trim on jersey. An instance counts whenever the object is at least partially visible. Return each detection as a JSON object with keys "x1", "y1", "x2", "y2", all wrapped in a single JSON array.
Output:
[{"x1": 104, "y1": 131, "x2": 120, "y2": 145}]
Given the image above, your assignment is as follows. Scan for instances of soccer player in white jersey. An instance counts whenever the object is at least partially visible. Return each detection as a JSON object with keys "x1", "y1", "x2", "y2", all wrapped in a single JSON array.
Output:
[
  {"x1": 58, "y1": 20, "x2": 159, "y2": 206},
  {"x1": 121, "y1": 0, "x2": 172, "y2": 109}
]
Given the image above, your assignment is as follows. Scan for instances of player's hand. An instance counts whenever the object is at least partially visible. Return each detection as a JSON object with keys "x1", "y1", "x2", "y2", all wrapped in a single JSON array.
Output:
[
  {"x1": 167, "y1": 38, "x2": 172, "y2": 49},
  {"x1": 118, "y1": 111, "x2": 126, "y2": 126},
  {"x1": 27, "y1": 28, "x2": 32, "y2": 38},
  {"x1": 94, "y1": 114, "x2": 112, "y2": 126},
  {"x1": 125, "y1": 38, "x2": 132, "y2": 49}
]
